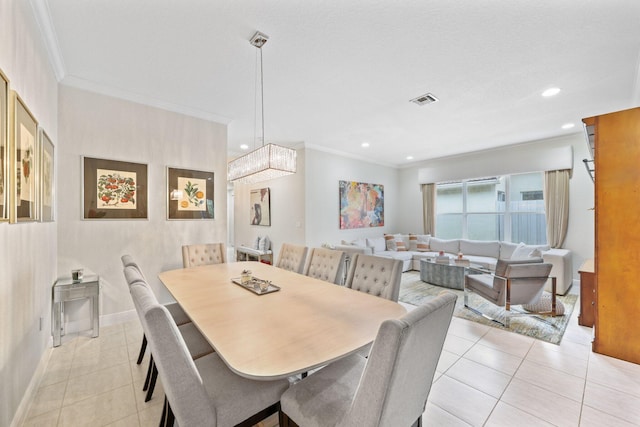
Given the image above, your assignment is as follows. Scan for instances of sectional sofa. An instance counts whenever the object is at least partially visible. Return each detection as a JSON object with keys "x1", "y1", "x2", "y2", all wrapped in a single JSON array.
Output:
[{"x1": 334, "y1": 234, "x2": 573, "y2": 295}]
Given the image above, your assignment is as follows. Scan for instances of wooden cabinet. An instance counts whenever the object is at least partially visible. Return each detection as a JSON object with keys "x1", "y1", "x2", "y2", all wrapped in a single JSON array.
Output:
[
  {"x1": 583, "y1": 107, "x2": 640, "y2": 365},
  {"x1": 578, "y1": 259, "x2": 595, "y2": 327}
]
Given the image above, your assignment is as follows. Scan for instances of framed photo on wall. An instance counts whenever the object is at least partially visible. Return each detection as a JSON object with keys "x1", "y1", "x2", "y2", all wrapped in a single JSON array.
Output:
[
  {"x1": 0, "y1": 69, "x2": 8, "y2": 221},
  {"x1": 11, "y1": 91, "x2": 39, "y2": 223},
  {"x1": 250, "y1": 187, "x2": 270, "y2": 226},
  {"x1": 339, "y1": 180, "x2": 384, "y2": 229},
  {"x1": 166, "y1": 167, "x2": 214, "y2": 220},
  {"x1": 82, "y1": 156, "x2": 148, "y2": 219},
  {"x1": 40, "y1": 130, "x2": 55, "y2": 222}
]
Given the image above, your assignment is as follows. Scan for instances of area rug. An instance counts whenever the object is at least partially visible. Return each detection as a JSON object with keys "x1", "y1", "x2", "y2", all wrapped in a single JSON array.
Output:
[{"x1": 399, "y1": 271, "x2": 577, "y2": 345}]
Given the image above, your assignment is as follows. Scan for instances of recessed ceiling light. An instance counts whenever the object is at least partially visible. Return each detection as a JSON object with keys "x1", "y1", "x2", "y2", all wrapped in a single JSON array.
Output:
[
  {"x1": 240, "y1": 144, "x2": 249, "y2": 150},
  {"x1": 406, "y1": 155, "x2": 414, "y2": 160},
  {"x1": 361, "y1": 142, "x2": 370, "y2": 148},
  {"x1": 542, "y1": 87, "x2": 561, "y2": 97},
  {"x1": 561, "y1": 123, "x2": 575, "y2": 130}
]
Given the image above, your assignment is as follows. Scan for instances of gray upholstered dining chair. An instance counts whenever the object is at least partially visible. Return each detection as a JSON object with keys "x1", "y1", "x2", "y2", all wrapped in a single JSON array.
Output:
[
  {"x1": 280, "y1": 291, "x2": 457, "y2": 427},
  {"x1": 344, "y1": 253, "x2": 403, "y2": 302},
  {"x1": 304, "y1": 247, "x2": 347, "y2": 285},
  {"x1": 125, "y1": 265, "x2": 214, "y2": 403},
  {"x1": 464, "y1": 258, "x2": 556, "y2": 327},
  {"x1": 121, "y1": 255, "x2": 191, "y2": 365},
  {"x1": 276, "y1": 243, "x2": 309, "y2": 274},
  {"x1": 182, "y1": 242, "x2": 227, "y2": 268},
  {"x1": 144, "y1": 303, "x2": 290, "y2": 427}
]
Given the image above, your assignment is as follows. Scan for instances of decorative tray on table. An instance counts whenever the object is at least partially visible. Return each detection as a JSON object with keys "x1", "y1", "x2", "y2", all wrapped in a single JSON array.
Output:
[{"x1": 231, "y1": 277, "x2": 281, "y2": 295}]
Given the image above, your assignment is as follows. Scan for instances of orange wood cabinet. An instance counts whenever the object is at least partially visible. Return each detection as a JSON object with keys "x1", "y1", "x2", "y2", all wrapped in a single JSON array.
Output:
[
  {"x1": 578, "y1": 259, "x2": 595, "y2": 327},
  {"x1": 583, "y1": 107, "x2": 640, "y2": 365}
]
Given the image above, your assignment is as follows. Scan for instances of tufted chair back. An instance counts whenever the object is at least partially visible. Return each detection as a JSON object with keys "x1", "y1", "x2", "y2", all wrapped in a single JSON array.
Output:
[
  {"x1": 276, "y1": 243, "x2": 309, "y2": 274},
  {"x1": 304, "y1": 247, "x2": 346, "y2": 285},
  {"x1": 345, "y1": 254, "x2": 403, "y2": 302},
  {"x1": 182, "y1": 243, "x2": 227, "y2": 268}
]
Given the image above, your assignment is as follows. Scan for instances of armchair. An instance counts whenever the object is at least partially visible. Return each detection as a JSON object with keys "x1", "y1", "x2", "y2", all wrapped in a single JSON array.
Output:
[{"x1": 464, "y1": 258, "x2": 557, "y2": 327}]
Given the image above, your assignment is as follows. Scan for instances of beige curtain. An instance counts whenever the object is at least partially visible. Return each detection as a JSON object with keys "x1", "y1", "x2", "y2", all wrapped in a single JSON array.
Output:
[
  {"x1": 421, "y1": 183, "x2": 436, "y2": 235},
  {"x1": 544, "y1": 169, "x2": 570, "y2": 248}
]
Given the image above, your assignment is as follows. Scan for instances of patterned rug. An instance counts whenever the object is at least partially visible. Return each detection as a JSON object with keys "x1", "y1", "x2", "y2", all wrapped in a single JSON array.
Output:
[{"x1": 399, "y1": 271, "x2": 577, "y2": 345}]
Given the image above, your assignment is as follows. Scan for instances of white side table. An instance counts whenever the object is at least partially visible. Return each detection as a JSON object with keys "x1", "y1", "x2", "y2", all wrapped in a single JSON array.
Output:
[
  {"x1": 236, "y1": 246, "x2": 273, "y2": 264},
  {"x1": 52, "y1": 275, "x2": 100, "y2": 347}
]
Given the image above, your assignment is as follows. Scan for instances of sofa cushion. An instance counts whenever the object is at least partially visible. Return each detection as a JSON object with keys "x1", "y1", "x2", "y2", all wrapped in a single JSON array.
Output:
[
  {"x1": 459, "y1": 239, "x2": 500, "y2": 258},
  {"x1": 384, "y1": 234, "x2": 397, "y2": 251},
  {"x1": 465, "y1": 255, "x2": 498, "y2": 271},
  {"x1": 428, "y1": 238, "x2": 459, "y2": 254},
  {"x1": 510, "y1": 242, "x2": 532, "y2": 260},
  {"x1": 367, "y1": 237, "x2": 387, "y2": 253},
  {"x1": 500, "y1": 241, "x2": 519, "y2": 259},
  {"x1": 396, "y1": 240, "x2": 407, "y2": 251},
  {"x1": 342, "y1": 238, "x2": 367, "y2": 248}
]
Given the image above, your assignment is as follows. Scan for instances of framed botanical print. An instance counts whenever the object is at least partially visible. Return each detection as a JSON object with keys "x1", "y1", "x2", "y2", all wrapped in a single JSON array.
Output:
[
  {"x1": 250, "y1": 187, "x2": 270, "y2": 226},
  {"x1": 83, "y1": 156, "x2": 148, "y2": 219},
  {"x1": 166, "y1": 167, "x2": 214, "y2": 220},
  {"x1": 40, "y1": 130, "x2": 55, "y2": 222},
  {"x1": 11, "y1": 91, "x2": 39, "y2": 223},
  {"x1": 0, "y1": 69, "x2": 8, "y2": 221}
]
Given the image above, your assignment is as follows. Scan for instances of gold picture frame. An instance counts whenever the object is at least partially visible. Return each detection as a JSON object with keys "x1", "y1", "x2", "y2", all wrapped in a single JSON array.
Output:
[
  {"x1": 10, "y1": 91, "x2": 39, "y2": 223},
  {"x1": 40, "y1": 129, "x2": 55, "y2": 222},
  {"x1": 0, "y1": 68, "x2": 8, "y2": 221}
]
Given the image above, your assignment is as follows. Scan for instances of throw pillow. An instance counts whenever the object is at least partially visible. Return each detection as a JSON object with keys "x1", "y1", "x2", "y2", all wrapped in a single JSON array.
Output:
[
  {"x1": 409, "y1": 234, "x2": 418, "y2": 251},
  {"x1": 385, "y1": 234, "x2": 397, "y2": 251},
  {"x1": 529, "y1": 248, "x2": 543, "y2": 258},
  {"x1": 416, "y1": 243, "x2": 430, "y2": 252},
  {"x1": 254, "y1": 236, "x2": 261, "y2": 250},
  {"x1": 396, "y1": 240, "x2": 407, "y2": 251},
  {"x1": 258, "y1": 236, "x2": 270, "y2": 251},
  {"x1": 510, "y1": 242, "x2": 532, "y2": 260}
]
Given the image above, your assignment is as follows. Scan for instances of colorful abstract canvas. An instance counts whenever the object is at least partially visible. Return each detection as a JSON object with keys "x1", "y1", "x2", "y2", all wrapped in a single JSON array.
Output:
[{"x1": 339, "y1": 180, "x2": 384, "y2": 229}]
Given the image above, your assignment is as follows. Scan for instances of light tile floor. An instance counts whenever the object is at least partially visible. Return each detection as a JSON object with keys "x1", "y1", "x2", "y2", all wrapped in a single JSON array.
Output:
[{"x1": 21, "y1": 298, "x2": 640, "y2": 426}]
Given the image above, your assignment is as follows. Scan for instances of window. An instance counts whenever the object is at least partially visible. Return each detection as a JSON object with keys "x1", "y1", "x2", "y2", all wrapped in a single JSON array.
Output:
[{"x1": 435, "y1": 173, "x2": 546, "y2": 244}]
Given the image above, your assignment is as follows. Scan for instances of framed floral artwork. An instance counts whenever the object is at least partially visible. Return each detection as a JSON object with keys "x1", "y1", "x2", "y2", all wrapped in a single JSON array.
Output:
[
  {"x1": 166, "y1": 167, "x2": 214, "y2": 220},
  {"x1": 0, "y1": 68, "x2": 8, "y2": 221},
  {"x1": 339, "y1": 180, "x2": 384, "y2": 229},
  {"x1": 40, "y1": 130, "x2": 55, "y2": 222},
  {"x1": 11, "y1": 91, "x2": 39, "y2": 223},
  {"x1": 250, "y1": 187, "x2": 270, "y2": 226},
  {"x1": 82, "y1": 156, "x2": 148, "y2": 219}
]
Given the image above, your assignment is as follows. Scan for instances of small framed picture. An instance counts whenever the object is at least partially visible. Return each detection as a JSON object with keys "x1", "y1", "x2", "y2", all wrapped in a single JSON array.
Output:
[
  {"x1": 250, "y1": 187, "x2": 271, "y2": 226},
  {"x1": 166, "y1": 167, "x2": 214, "y2": 220},
  {"x1": 0, "y1": 68, "x2": 8, "y2": 221},
  {"x1": 40, "y1": 130, "x2": 55, "y2": 222},
  {"x1": 11, "y1": 91, "x2": 39, "y2": 223},
  {"x1": 82, "y1": 156, "x2": 148, "y2": 219}
]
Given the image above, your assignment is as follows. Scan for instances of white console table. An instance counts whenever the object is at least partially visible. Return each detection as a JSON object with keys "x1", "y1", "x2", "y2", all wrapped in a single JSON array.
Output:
[{"x1": 235, "y1": 246, "x2": 273, "y2": 264}]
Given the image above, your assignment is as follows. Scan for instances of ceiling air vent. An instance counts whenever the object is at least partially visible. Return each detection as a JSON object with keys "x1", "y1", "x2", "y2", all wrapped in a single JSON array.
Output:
[{"x1": 410, "y1": 93, "x2": 439, "y2": 106}]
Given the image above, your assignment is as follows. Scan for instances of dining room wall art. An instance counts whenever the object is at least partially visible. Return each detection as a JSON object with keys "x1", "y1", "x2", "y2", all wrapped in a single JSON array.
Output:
[
  {"x1": 11, "y1": 91, "x2": 39, "y2": 223},
  {"x1": 167, "y1": 167, "x2": 214, "y2": 220},
  {"x1": 250, "y1": 187, "x2": 271, "y2": 226},
  {"x1": 82, "y1": 156, "x2": 148, "y2": 219},
  {"x1": 339, "y1": 180, "x2": 384, "y2": 229},
  {"x1": 0, "y1": 68, "x2": 8, "y2": 221},
  {"x1": 39, "y1": 129, "x2": 54, "y2": 221}
]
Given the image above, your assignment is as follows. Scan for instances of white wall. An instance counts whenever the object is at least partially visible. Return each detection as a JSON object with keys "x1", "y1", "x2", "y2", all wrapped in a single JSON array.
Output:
[
  {"x1": 304, "y1": 148, "x2": 401, "y2": 248},
  {"x1": 0, "y1": 0, "x2": 59, "y2": 425},
  {"x1": 233, "y1": 148, "x2": 306, "y2": 262},
  {"x1": 397, "y1": 133, "x2": 595, "y2": 279},
  {"x1": 57, "y1": 86, "x2": 227, "y2": 323}
]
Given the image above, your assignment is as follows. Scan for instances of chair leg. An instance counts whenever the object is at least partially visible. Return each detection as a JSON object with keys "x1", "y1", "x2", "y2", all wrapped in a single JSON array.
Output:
[
  {"x1": 165, "y1": 400, "x2": 175, "y2": 427},
  {"x1": 137, "y1": 334, "x2": 147, "y2": 365},
  {"x1": 143, "y1": 355, "x2": 154, "y2": 391},
  {"x1": 159, "y1": 395, "x2": 168, "y2": 427},
  {"x1": 411, "y1": 416, "x2": 423, "y2": 427},
  {"x1": 279, "y1": 410, "x2": 299, "y2": 427},
  {"x1": 145, "y1": 363, "x2": 158, "y2": 402}
]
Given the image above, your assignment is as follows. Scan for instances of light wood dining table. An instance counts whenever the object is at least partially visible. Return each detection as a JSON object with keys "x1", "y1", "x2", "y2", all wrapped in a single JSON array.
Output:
[{"x1": 158, "y1": 261, "x2": 407, "y2": 381}]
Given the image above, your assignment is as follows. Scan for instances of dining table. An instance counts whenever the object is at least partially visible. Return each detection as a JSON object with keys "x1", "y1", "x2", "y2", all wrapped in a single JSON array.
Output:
[{"x1": 158, "y1": 261, "x2": 407, "y2": 381}]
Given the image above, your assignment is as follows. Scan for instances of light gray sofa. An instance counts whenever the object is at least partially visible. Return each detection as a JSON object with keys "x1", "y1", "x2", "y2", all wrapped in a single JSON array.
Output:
[{"x1": 334, "y1": 235, "x2": 573, "y2": 295}]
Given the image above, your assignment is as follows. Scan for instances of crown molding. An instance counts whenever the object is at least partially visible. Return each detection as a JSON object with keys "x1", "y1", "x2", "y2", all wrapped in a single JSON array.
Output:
[
  {"x1": 303, "y1": 142, "x2": 398, "y2": 169},
  {"x1": 61, "y1": 75, "x2": 233, "y2": 125},
  {"x1": 30, "y1": 0, "x2": 66, "y2": 81}
]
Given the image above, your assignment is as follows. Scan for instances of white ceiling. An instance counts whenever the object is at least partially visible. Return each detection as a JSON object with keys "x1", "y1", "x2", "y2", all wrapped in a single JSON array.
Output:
[{"x1": 35, "y1": 0, "x2": 640, "y2": 167}]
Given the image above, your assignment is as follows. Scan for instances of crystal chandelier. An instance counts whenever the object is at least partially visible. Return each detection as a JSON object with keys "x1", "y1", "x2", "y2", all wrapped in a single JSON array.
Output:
[{"x1": 228, "y1": 31, "x2": 296, "y2": 184}]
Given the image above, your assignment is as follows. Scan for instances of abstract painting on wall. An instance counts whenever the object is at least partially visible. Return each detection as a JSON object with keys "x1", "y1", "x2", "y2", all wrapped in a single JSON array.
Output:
[
  {"x1": 250, "y1": 187, "x2": 270, "y2": 226},
  {"x1": 339, "y1": 180, "x2": 384, "y2": 229}
]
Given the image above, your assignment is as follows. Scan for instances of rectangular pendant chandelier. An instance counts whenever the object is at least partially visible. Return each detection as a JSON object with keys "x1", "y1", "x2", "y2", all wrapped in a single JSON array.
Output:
[{"x1": 227, "y1": 143, "x2": 296, "y2": 184}]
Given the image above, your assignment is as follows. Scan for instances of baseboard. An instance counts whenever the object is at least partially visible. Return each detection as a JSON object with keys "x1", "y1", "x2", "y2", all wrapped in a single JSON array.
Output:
[{"x1": 10, "y1": 345, "x2": 53, "y2": 427}]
